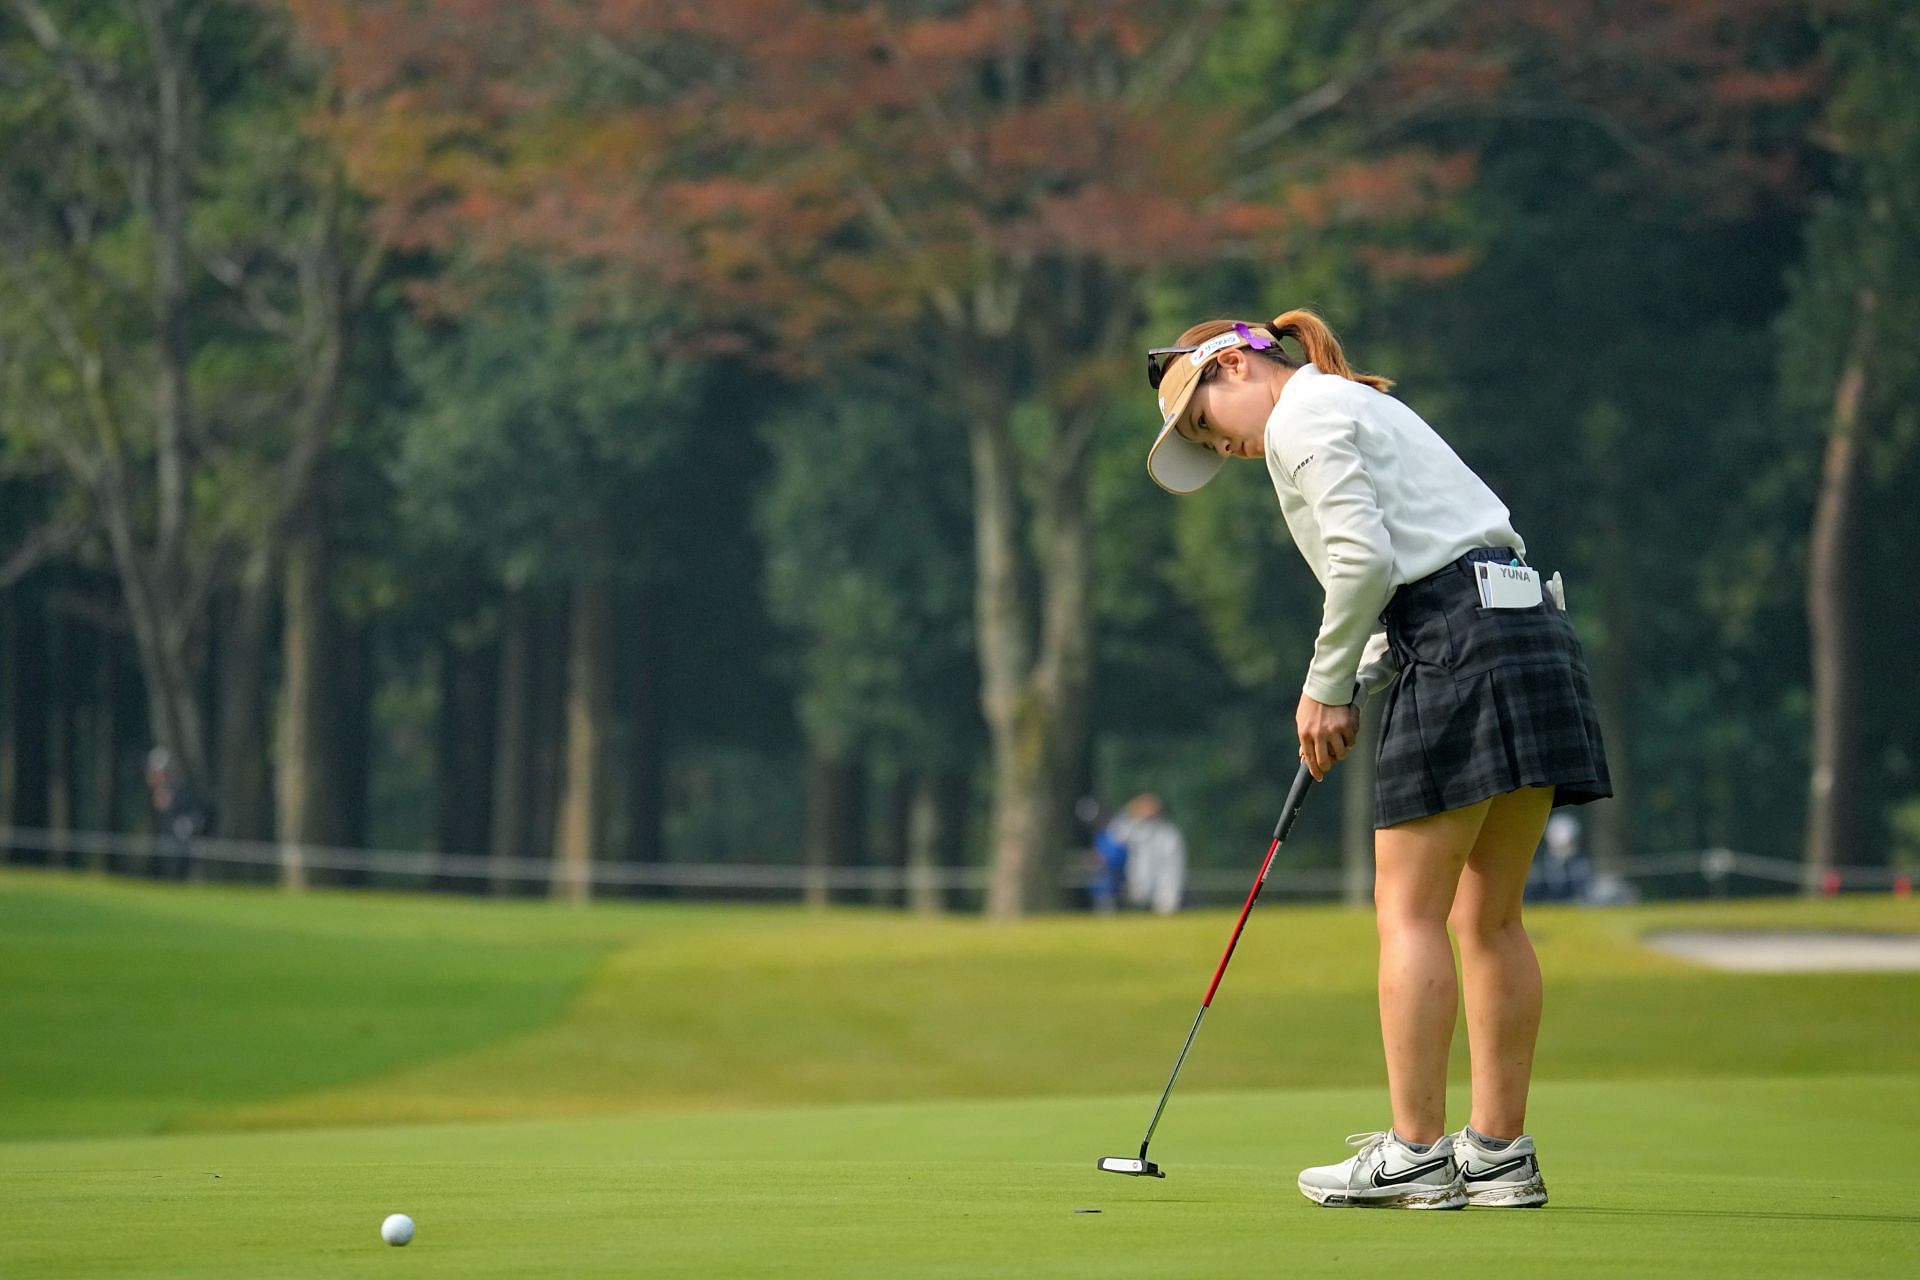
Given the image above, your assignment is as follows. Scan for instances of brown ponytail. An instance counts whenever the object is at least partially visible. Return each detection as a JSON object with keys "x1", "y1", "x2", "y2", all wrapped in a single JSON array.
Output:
[
  {"x1": 1269, "y1": 309, "x2": 1393, "y2": 392},
  {"x1": 1171, "y1": 309, "x2": 1393, "y2": 392}
]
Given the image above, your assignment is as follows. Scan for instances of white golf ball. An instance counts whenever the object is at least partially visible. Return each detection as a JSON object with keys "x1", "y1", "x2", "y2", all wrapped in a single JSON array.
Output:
[{"x1": 380, "y1": 1213, "x2": 415, "y2": 1246}]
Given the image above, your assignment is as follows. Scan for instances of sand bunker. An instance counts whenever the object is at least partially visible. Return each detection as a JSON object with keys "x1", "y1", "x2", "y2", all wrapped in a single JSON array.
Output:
[{"x1": 1643, "y1": 929, "x2": 1920, "y2": 973}]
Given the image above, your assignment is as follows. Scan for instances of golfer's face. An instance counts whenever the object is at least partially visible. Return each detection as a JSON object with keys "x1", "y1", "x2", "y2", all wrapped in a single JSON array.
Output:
[{"x1": 1182, "y1": 359, "x2": 1269, "y2": 460}]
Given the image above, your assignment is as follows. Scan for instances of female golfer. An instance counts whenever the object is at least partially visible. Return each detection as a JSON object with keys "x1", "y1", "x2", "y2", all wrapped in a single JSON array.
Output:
[{"x1": 1143, "y1": 310, "x2": 1610, "y2": 1209}]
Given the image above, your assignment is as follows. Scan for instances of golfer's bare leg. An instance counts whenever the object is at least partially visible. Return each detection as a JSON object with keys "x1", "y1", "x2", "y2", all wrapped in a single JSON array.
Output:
[
  {"x1": 1450, "y1": 786, "x2": 1555, "y2": 1139},
  {"x1": 1372, "y1": 800, "x2": 1487, "y2": 1144}
]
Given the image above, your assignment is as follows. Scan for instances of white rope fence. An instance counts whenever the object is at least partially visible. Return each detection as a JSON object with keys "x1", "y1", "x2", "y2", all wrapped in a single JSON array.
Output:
[
  {"x1": 1597, "y1": 847, "x2": 1914, "y2": 893},
  {"x1": 0, "y1": 825, "x2": 984, "y2": 895},
  {"x1": 0, "y1": 827, "x2": 1909, "y2": 900}
]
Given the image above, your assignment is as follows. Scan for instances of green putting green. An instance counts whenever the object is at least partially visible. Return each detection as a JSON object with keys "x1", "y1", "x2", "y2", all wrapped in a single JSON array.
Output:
[
  {"x1": 6, "y1": 1080, "x2": 1918, "y2": 1278},
  {"x1": 2, "y1": 870, "x2": 1917, "y2": 1277}
]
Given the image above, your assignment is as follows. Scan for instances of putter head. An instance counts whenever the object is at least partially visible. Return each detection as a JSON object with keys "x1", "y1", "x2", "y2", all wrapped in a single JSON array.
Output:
[{"x1": 1097, "y1": 1156, "x2": 1165, "y2": 1178}]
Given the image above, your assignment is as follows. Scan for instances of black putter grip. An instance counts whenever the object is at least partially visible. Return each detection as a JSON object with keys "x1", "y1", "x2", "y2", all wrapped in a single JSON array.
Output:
[
  {"x1": 1274, "y1": 684, "x2": 1367, "y2": 841},
  {"x1": 1271, "y1": 766, "x2": 1313, "y2": 842}
]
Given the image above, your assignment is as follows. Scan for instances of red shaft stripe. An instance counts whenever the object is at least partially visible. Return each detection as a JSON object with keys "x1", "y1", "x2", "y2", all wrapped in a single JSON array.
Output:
[{"x1": 1200, "y1": 834, "x2": 1283, "y2": 1007}]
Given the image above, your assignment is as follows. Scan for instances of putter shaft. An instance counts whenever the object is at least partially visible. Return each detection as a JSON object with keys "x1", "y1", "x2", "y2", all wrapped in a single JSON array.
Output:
[{"x1": 1113, "y1": 760, "x2": 1320, "y2": 1173}]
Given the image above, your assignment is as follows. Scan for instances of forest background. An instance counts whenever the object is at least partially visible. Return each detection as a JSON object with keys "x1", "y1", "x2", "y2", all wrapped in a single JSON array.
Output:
[{"x1": 2, "y1": 0, "x2": 1916, "y2": 916}]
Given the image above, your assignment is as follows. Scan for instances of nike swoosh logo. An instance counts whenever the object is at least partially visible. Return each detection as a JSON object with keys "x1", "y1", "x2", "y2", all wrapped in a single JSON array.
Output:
[
  {"x1": 1370, "y1": 1157, "x2": 1453, "y2": 1187},
  {"x1": 1463, "y1": 1156, "x2": 1531, "y2": 1181}
]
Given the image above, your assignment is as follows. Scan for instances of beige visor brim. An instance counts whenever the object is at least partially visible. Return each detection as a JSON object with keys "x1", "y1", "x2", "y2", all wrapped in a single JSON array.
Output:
[{"x1": 1145, "y1": 375, "x2": 1224, "y2": 495}]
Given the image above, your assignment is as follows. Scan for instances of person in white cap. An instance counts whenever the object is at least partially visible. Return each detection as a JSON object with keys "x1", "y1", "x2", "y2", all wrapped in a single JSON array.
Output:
[{"x1": 1144, "y1": 310, "x2": 1611, "y2": 1209}]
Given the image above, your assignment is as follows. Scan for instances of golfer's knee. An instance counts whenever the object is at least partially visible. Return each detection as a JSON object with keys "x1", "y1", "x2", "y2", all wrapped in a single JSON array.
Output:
[
  {"x1": 1451, "y1": 909, "x2": 1526, "y2": 949},
  {"x1": 1376, "y1": 889, "x2": 1450, "y2": 936}
]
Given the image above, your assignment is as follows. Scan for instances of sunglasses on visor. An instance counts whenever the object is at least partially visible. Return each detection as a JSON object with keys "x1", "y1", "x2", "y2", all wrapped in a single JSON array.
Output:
[
  {"x1": 1144, "y1": 323, "x2": 1278, "y2": 390},
  {"x1": 1145, "y1": 346, "x2": 1196, "y2": 391}
]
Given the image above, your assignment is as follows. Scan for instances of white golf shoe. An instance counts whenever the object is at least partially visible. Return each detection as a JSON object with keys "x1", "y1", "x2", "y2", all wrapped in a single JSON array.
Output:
[
  {"x1": 1452, "y1": 1128, "x2": 1548, "y2": 1207},
  {"x1": 1297, "y1": 1130, "x2": 1465, "y2": 1209}
]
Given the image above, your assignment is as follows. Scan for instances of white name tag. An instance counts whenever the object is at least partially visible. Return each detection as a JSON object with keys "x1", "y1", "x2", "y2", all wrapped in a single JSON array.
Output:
[{"x1": 1475, "y1": 561, "x2": 1543, "y2": 609}]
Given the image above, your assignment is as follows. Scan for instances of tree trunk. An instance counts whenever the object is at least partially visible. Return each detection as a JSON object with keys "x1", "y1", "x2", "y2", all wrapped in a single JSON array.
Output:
[
  {"x1": 88, "y1": 632, "x2": 120, "y2": 856},
  {"x1": 275, "y1": 526, "x2": 335, "y2": 890},
  {"x1": 983, "y1": 717, "x2": 1053, "y2": 915},
  {"x1": 11, "y1": 585, "x2": 50, "y2": 842},
  {"x1": 528, "y1": 599, "x2": 570, "y2": 869},
  {"x1": 870, "y1": 769, "x2": 913, "y2": 907},
  {"x1": 331, "y1": 619, "x2": 372, "y2": 850},
  {"x1": 278, "y1": 604, "x2": 370, "y2": 886},
  {"x1": 905, "y1": 770, "x2": 942, "y2": 915},
  {"x1": 802, "y1": 746, "x2": 867, "y2": 907},
  {"x1": 1583, "y1": 406, "x2": 1637, "y2": 876},
  {"x1": 266, "y1": 175, "x2": 360, "y2": 870},
  {"x1": 47, "y1": 609, "x2": 74, "y2": 841},
  {"x1": 620, "y1": 584, "x2": 665, "y2": 867},
  {"x1": 116, "y1": 562, "x2": 210, "y2": 791},
  {"x1": 1588, "y1": 508, "x2": 1636, "y2": 877},
  {"x1": 489, "y1": 591, "x2": 536, "y2": 892},
  {"x1": 802, "y1": 749, "x2": 832, "y2": 908},
  {"x1": 435, "y1": 635, "x2": 498, "y2": 868},
  {"x1": 142, "y1": 0, "x2": 194, "y2": 587},
  {"x1": 975, "y1": 397, "x2": 1096, "y2": 919},
  {"x1": 219, "y1": 550, "x2": 275, "y2": 844},
  {"x1": 1804, "y1": 286, "x2": 1875, "y2": 894},
  {"x1": 552, "y1": 572, "x2": 612, "y2": 903},
  {"x1": 1032, "y1": 426, "x2": 1095, "y2": 905},
  {"x1": 905, "y1": 767, "x2": 965, "y2": 915},
  {"x1": 971, "y1": 400, "x2": 1035, "y2": 916},
  {"x1": 1588, "y1": 638, "x2": 1634, "y2": 879},
  {"x1": 1342, "y1": 696, "x2": 1380, "y2": 906},
  {"x1": 0, "y1": 599, "x2": 14, "y2": 830},
  {"x1": 940, "y1": 767, "x2": 973, "y2": 903},
  {"x1": 141, "y1": 0, "x2": 204, "y2": 795}
]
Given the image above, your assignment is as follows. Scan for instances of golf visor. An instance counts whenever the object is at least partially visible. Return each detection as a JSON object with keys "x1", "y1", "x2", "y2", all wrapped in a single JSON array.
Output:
[{"x1": 1144, "y1": 328, "x2": 1264, "y2": 495}]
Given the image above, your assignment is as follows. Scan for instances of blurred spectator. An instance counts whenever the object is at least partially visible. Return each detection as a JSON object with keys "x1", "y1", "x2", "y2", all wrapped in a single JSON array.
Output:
[
  {"x1": 1083, "y1": 803, "x2": 1129, "y2": 915},
  {"x1": 145, "y1": 748, "x2": 210, "y2": 881},
  {"x1": 1115, "y1": 793, "x2": 1186, "y2": 915},
  {"x1": 1527, "y1": 810, "x2": 1590, "y2": 903}
]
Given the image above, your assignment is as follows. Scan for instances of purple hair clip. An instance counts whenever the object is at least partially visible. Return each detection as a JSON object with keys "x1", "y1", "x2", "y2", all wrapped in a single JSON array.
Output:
[{"x1": 1233, "y1": 322, "x2": 1275, "y2": 350}]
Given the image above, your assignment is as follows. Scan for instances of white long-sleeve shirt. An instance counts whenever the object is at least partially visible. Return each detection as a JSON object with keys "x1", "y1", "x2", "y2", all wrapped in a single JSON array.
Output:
[{"x1": 1263, "y1": 363, "x2": 1523, "y2": 705}]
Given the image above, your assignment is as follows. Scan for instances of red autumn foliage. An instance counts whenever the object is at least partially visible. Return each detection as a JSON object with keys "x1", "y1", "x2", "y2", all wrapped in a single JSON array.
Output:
[
  {"x1": 1371, "y1": 0, "x2": 1821, "y2": 211},
  {"x1": 291, "y1": 0, "x2": 1822, "y2": 349}
]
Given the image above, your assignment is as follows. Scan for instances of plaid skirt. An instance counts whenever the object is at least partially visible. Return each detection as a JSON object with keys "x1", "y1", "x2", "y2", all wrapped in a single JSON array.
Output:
[{"x1": 1373, "y1": 546, "x2": 1612, "y2": 829}]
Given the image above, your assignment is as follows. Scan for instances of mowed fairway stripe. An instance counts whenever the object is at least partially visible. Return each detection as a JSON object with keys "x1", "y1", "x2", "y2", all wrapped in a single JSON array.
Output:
[
  {"x1": 0, "y1": 873, "x2": 619, "y2": 1139},
  {"x1": 18, "y1": 875, "x2": 1892, "y2": 1133},
  {"x1": 3, "y1": 1079, "x2": 1918, "y2": 1279}
]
